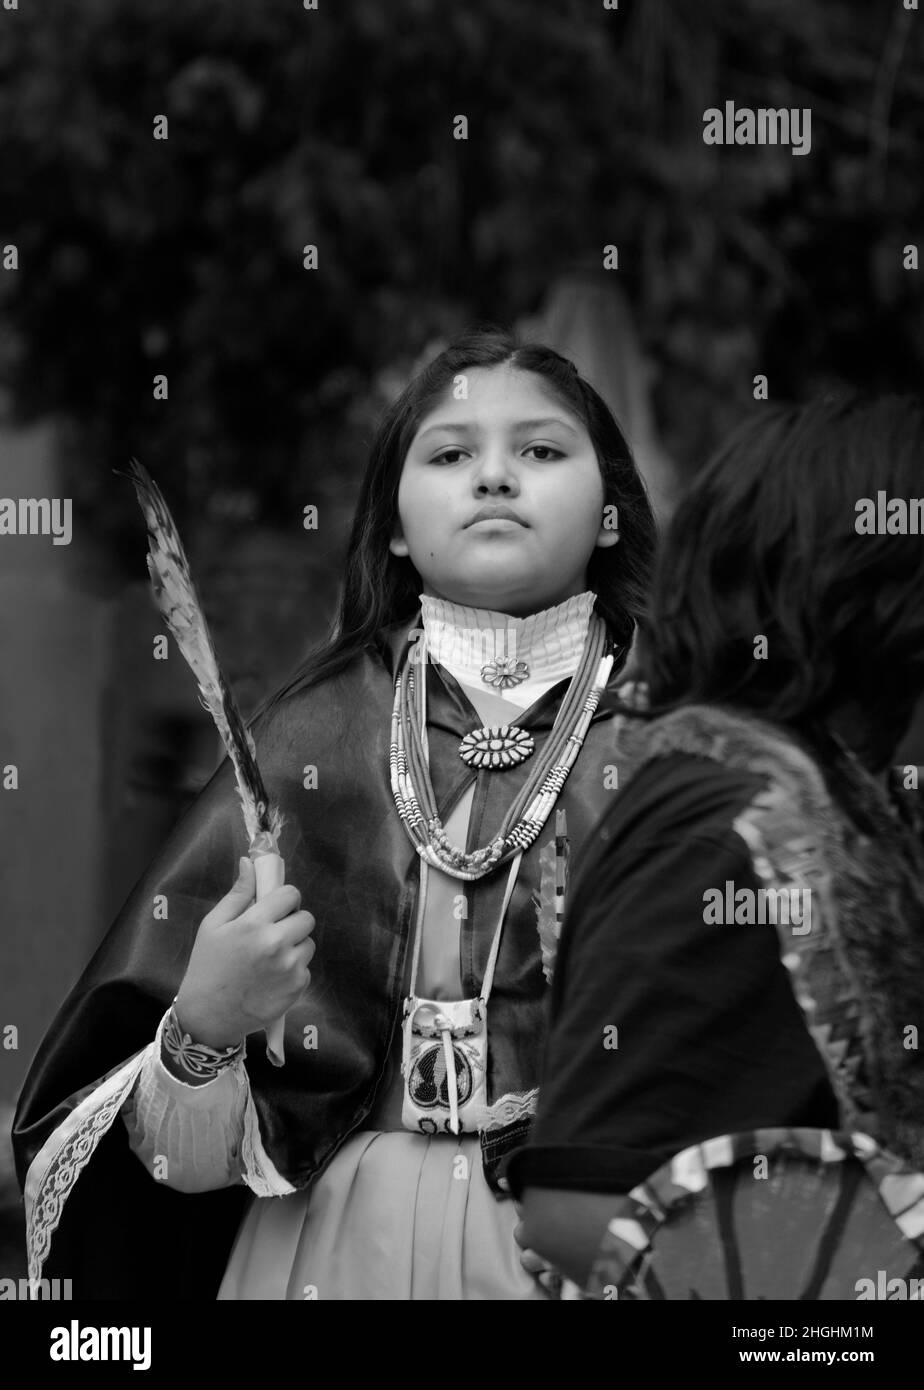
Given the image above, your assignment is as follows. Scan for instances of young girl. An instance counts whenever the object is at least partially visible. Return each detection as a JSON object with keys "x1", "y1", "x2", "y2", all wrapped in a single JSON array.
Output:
[
  {"x1": 13, "y1": 327, "x2": 656, "y2": 1300},
  {"x1": 510, "y1": 395, "x2": 924, "y2": 1299}
]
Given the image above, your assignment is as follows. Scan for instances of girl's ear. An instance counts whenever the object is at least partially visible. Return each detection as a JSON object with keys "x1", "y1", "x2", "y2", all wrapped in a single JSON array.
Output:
[
  {"x1": 594, "y1": 521, "x2": 620, "y2": 549},
  {"x1": 389, "y1": 525, "x2": 410, "y2": 558}
]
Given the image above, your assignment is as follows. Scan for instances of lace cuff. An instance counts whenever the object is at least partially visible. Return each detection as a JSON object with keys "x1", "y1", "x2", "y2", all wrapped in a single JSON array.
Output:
[
  {"x1": 120, "y1": 1008, "x2": 295, "y2": 1198},
  {"x1": 120, "y1": 1010, "x2": 246, "y2": 1191}
]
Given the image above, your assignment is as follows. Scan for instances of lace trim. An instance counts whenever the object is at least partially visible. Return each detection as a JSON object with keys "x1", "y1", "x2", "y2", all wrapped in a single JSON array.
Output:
[
  {"x1": 24, "y1": 1049, "x2": 150, "y2": 1284},
  {"x1": 240, "y1": 1087, "x2": 296, "y2": 1198},
  {"x1": 480, "y1": 1087, "x2": 538, "y2": 1131},
  {"x1": 25, "y1": 1012, "x2": 295, "y2": 1282}
]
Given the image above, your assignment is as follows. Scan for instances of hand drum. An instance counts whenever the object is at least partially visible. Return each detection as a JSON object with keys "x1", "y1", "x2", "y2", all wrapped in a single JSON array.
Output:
[{"x1": 585, "y1": 1129, "x2": 924, "y2": 1301}]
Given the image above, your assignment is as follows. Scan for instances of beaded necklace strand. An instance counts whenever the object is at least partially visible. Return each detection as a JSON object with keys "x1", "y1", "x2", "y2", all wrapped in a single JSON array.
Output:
[{"x1": 389, "y1": 614, "x2": 616, "y2": 880}]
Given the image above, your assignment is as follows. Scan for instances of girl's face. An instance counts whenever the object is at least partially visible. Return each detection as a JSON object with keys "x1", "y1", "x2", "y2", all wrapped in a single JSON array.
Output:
[{"x1": 389, "y1": 365, "x2": 618, "y2": 616}]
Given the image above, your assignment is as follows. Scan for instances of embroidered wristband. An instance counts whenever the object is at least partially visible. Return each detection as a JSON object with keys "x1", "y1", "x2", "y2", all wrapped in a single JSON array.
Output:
[{"x1": 162, "y1": 1005, "x2": 245, "y2": 1081}]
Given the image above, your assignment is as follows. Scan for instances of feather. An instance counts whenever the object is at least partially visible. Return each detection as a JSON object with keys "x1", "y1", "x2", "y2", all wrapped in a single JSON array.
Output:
[
  {"x1": 118, "y1": 458, "x2": 283, "y2": 850},
  {"x1": 532, "y1": 811, "x2": 570, "y2": 984},
  {"x1": 533, "y1": 848, "x2": 561, "y2": 985}
]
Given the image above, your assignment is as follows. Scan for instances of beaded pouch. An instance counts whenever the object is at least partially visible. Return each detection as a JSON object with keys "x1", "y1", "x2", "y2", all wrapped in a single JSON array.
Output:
[{"x1": 400, "y1": 996, "x2": 488, "y2": 1135}]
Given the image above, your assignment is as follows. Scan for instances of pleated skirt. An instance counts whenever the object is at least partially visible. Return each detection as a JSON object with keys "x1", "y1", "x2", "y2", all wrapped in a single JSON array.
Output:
[{"x1": 217, "y1": 1129, "x2": 547, "y2": 1301}]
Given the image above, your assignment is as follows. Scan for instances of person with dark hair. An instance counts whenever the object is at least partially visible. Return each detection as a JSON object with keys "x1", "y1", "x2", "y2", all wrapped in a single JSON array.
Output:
[
  {"x1": 509, "y1": 394, "x2": 924, "y2": 1298},
  {"x1": 13, "y1": 326, "x2": 657, "y2": 1300}
]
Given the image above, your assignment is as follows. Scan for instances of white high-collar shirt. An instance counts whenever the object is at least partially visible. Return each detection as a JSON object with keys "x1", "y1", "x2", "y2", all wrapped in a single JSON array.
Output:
[{"x1": 418, "y1": 590, "x2": 596, "y2": 707}]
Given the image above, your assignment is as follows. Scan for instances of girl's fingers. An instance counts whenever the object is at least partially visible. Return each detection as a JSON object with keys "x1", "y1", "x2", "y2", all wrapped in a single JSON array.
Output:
[
  {"x1": 537, "y1": 1268, "x2": 564, "y2": 1299},
  {"x1": 519, "y1": 1247, "x2": 547, "y2": 1276},
  {"x1": 276, "y1": 909, "x2": 316, "y2": 947},
  {"x1": 513, "y1": 1220, "x2": 562, "y2": 1295},
  {"x1": 248, "y1": 883, "x2": 302, "y2": 921},
  {"x1": 517, "y1": 1243, "x2": 563, "y2": 1298},
  {"x1": 282, "y1": 937, "x2": 316, "y2": 975}
]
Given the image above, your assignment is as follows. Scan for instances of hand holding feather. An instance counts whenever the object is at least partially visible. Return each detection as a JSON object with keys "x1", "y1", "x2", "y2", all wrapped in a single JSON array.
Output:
[
  {"x1": 119, "y1": 458, "x2": 293, "y2": 1065},
  {"x1": 173, "y1": 857, "x2": 316, "y2": 1055}
]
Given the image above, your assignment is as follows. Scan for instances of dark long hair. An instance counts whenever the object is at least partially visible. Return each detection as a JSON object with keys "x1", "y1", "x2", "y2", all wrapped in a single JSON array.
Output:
[
  {"x1": 256, "y1": 326, "x2": 656, "y2": 715},
  {"x1": 639, "y1": 393, "x2": 924, "y2": 766}
]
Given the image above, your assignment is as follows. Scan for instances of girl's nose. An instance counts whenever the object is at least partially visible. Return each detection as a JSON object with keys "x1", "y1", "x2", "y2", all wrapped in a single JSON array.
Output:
[{"x1": 473, "y1": 449, "x2": 520, "y2": 494}]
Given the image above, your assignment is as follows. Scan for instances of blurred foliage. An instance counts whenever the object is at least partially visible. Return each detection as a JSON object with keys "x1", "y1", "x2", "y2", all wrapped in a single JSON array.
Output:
[{"x1": 1, "y1": 0, "x2": 923, "y2": 570}]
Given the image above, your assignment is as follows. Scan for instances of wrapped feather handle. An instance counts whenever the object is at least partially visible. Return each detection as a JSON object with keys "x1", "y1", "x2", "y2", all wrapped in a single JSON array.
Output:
[{"x1": 118, "y1": 457, "x2": 288, "y2": 1066}]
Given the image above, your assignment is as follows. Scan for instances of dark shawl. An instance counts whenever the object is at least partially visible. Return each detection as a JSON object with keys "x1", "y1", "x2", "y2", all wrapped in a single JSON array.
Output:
[{"x1": 13, "y1": 616, "x2": 635, "y2": 1298}]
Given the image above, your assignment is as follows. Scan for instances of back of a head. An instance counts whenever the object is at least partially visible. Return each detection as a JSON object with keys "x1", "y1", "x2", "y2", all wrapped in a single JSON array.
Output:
[{"x1": 640, "y1": 393, "x2": 924, "y2": 765}]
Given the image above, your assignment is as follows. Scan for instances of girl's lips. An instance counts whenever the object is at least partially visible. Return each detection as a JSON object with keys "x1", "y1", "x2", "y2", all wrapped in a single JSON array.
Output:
[
  {"x1": 466, "y1": 505, "x2": 527, "y2": 526},
  {"x1": 466, "y1": 517, "x2": 528, "y2": 531}
]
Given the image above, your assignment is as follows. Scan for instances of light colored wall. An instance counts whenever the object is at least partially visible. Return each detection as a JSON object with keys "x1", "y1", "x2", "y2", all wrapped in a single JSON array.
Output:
[{"x1": 0, "y1": 422, "x2": 114, "y2": 1110}]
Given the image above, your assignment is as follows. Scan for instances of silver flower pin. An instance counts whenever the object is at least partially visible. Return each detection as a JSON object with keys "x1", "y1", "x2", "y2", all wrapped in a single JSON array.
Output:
[{"x1": 480, "y1": 656, "x2": 530, "y2": 689}]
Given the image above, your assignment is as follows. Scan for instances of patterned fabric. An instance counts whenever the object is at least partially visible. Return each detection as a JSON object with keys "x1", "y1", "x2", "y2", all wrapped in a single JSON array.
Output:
[
  {"x1": 576, "y1": 702, "x2": 924, "y2": 1299},
  {"x1": 162, "y1": 1005, "x2": 245, "y2": 1080},
  {"x1": 611, "y1": 703, "x2": 924, "y2": 1169}
]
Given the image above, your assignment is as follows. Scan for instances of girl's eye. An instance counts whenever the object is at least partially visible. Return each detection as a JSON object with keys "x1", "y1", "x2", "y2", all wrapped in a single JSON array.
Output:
[
  {"x1": 429, "y1": 444, "x2": 564, "y2": 464},
  {"x1": 524, "y1": 444, "x2": 565, "y2": 461}
]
